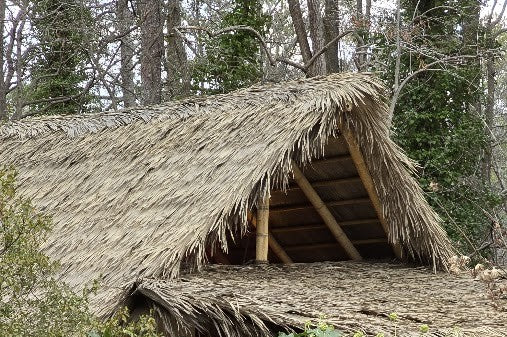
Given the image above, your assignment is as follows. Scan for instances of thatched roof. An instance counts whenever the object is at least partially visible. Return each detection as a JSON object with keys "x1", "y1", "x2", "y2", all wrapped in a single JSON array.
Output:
[
  {"x1": 137, "y1": 262, "x2": 506, "y2": 337},
  {"x1": 0, "y1": 73, "x2": 454, "y2": 316}
]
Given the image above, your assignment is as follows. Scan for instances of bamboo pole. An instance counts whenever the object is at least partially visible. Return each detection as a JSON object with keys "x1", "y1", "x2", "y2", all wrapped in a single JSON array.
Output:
[
  {"x1": 340, "y1": 128, "x2": 404, "y2": 260},
  {"x1": 291, "y1": 161, "x2": 362, "y2": 260},
  {"x1": 255, "y1": 194, "x2": 270, "y2": 263},
  {"x1": 249, "y1": 213, "x2": 293, "y2": 263}
]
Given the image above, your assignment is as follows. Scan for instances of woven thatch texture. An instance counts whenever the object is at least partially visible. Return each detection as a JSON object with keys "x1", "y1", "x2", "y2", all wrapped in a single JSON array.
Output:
[
  {"x1": 139, "y1": 262, "x2": 506, "y2": 337},
  {"x1": 0, "y1": 73, "x2": 453, "y2": 315}
]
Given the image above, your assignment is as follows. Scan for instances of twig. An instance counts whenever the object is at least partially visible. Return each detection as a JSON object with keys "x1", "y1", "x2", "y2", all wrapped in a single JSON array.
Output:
[{"x1": 176, "y1": 25, "x2": 355, "y2": 74}]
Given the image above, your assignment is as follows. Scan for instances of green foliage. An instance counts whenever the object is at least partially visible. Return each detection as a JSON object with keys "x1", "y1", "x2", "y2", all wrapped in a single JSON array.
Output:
[
  {"x1": 392, "y1": 70, "x2": 500, "y2": 246},
  {"x1": 373, "y1": 1, "x2": 502, "y2": 249},
  {"x1": 278, "y1": 319, "x2": 344, "y2": 337},
  {"x1": 27, "y1": 0, "x2": 93, "y2": 115},
  {"x1": 191, "y1": 0, "x2": 270, "y2": 94},
  {"x1": 88, "y1": 307, "x2": 160, "y2": 337},
  {"x1": 0, "y1": 166, "x2": 161, "y2": 337},
  {"x1": 277, "y1": 315, "x2": 435, "y2": 337}
]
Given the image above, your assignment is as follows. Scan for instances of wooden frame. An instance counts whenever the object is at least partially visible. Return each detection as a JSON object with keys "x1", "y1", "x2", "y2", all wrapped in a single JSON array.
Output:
[
  {"x1": 340, "y1": 127, "x2": 404, "y2": 259},
  {"x1": 255, "y1": 195, "x2": 270, "y2": 263},
  {"x1": 270, "y1": 197, "x2": 371, "y2": 213},
  {"x1": 291, "y1": 161, "x2": 362, "y2": 260},
  {"x1": 249, "y1": 213, "x2": 293, "y2": 263}
]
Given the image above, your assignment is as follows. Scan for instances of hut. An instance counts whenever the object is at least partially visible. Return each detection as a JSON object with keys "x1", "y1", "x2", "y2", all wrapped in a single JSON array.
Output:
[{"x1": 0, "y1": 73, "x2": 504, "y2": 336}]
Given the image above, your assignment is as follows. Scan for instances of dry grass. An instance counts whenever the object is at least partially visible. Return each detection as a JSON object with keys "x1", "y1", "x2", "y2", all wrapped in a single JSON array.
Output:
[
  {"x1": 139, "y1": 262, "x2": 507, "y2": 337},
  {"x1": 0, "y1": 73, "x2": 454, "y2": 316}
]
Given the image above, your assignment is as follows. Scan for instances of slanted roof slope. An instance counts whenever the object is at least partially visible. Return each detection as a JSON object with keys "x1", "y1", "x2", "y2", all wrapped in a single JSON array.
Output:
[{"x1": 0, "y1": 73, "x2": 454, "y2": 315}]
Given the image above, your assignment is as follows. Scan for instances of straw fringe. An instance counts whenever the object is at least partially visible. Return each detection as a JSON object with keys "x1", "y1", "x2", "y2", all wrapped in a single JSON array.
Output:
[
  {"x1": 137, "y1": 262, "x2": 507, "y2": 337},
  {"x1": 0, "y1": 73, "x2": 455, "y2": 316}
]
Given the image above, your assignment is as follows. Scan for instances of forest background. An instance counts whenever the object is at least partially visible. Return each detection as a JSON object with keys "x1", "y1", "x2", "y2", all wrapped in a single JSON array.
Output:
[
  {"x1": 0, "y1": 0, "x2": 506, "y2": 262},
  {"x1": 1, "y1": 0, "x2": 507, "y2": 336}
]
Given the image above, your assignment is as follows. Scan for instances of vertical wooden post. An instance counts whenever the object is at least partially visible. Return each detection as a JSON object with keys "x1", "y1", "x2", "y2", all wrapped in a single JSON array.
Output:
[
  {"x1": 249, "y1": 212, "x2": 293, "y2": 263},
  {"x1": 256, "y1": 194, "x2": 270, "y2": 263}
]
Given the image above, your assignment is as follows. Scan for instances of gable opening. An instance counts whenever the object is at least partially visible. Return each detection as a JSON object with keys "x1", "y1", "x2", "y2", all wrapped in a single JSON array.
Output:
[{"x1": 207, "y1": 134, "x2": 398, "y2": 265}]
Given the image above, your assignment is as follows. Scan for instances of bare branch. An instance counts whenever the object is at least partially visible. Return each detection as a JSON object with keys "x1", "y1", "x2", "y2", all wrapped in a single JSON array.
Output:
[
  {"x1": 177, "y1": 25, "x2": 354, "y2": 75},
  {"x1": 389, "y1": 55, "x2": 478, "y2": 115}
]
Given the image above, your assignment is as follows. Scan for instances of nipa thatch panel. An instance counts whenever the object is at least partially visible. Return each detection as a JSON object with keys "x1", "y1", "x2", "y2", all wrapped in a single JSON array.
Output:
[
  {"x1": 138, "y1": 262, "x2": 506, "y2": 337},
  {"x1": 0, "y1": 73, "x2": 454, "y2": 316}
]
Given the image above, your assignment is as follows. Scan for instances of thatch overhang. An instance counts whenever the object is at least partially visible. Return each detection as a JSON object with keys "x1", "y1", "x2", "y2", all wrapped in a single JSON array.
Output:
[
  {"x1": 0, "y1": 73, "x2": 455, "y2": 317},
  {"x1": 136, "y1": 262, "x2": 506, "y2": 337}
]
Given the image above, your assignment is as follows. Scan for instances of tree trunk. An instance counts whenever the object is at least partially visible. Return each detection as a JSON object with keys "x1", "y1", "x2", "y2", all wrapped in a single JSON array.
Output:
[
  {"x1": 483, "y1": 50, "x2": 495, "y2": 184},
  {"x1": 355, "y1": 0, "x2": 368, "y2": 70},
  {"x1": 287, "y1": 0, "x2": 313, "y2": 71},
  {"x1": 323, "y1": 0, "x2": 340, "y2": 73},
  {"x1": 138, "y1": 0, "x2": 163, "y2": 105},
  {"x1": 0, "y1": 0, "x2": 7, "y2": 121},
  {"x1": 306, "y1": 0, "x2": 326, "y2": 76},
  {"x1": 166, "y1": 0, "x2": 190, "y2": 99},
  {"x1": 365, "y1": 0, "x2": 371, "y2": 19},
  {"x1": 117, "y1": 0, "x2": 136, "y2": 107}
]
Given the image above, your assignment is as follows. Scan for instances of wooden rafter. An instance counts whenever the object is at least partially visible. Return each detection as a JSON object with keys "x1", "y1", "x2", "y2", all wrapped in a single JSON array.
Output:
[
  {"x1": 272, "y1": 176, "x2": 362, "y2": 192},
  {"x1": 340, "y1": 128, "x2": 404, "y2": 260},
  {"x1": 284, "y1": 239, "x2": 388, "y2": 252},
  {"x1": 271, "y1": 218, "x2": 381, "y2": 234},
  {"x1": 249, "y1": 212, "x2": 293, "y2": 263},
  {"x1": 270, "y1": 197, "x2": 371, "y2": 213},
  {"x1": 291, "y1": 161, "x2": 362, "y2": 260}
]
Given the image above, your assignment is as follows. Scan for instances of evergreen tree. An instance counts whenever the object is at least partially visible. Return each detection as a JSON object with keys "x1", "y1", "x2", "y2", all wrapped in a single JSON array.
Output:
[
  {"x1": 385, "y1": 1, "x2": 501, "y2": 249},
  {"x1": 28, "y1": 0, "x2": 92, "y2": 115},
  {"x1": 191, "y1": 0, "x2": 270, "y2": 94}
]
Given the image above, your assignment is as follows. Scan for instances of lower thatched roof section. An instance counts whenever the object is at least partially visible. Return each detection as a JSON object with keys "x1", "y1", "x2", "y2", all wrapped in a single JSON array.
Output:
[{"x1": 137, "y1": 262, "x2": 506, "y2": 337}]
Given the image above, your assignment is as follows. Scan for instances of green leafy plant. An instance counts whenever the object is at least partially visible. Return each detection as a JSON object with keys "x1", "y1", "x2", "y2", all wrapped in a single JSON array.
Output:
[
  {"x1": 191, "y1": 0, "x2": 270, "y2": 95},
  {"x1": 0, "y1": 166, "x2": 160, "y2": 337},
  {"x1": 278, "y1": 319, "x2": 344, "y2": 337},
  {"x1": 277, "y1": 314, "x2": 436, "y2": 337}
]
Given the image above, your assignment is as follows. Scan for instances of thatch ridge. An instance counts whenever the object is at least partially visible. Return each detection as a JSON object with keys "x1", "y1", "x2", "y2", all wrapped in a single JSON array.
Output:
[
  {"x1": 0, "y1": 73, "x2": 454, "y2": 316},
  {"x1": 138, "y1": 262, "x2": 506, "y2": 337}
]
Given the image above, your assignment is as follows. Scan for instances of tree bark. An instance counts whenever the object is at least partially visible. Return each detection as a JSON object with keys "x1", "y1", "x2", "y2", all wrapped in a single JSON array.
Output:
[
  {"x1": 287, "y1": 0, "x2": 313, "y2": 70},
  {"x1": 166, "y1": 0, "x2": 190, "y2": 99},
  {"x1": 306, "y1": 0, "x2": 326, "y2": 76},
  {"x1": 138, "y1": 0, "x2": 163, "y2": 105},
  {"x1": 0, "y1": 0, "x2": 7, "y2": 121},
  {"x1": 483, "y1": 48, "x2": 495, "y2": 184},
  {"x1": 323, "y1": 0, "x2": 340, "y2": 73},
  {"x1": 117, "y1": 0, "x2": 136, "y2": 107}
]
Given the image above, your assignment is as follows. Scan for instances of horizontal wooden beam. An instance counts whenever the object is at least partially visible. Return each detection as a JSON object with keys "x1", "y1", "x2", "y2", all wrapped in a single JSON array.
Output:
[
  {"x1": 272, "y1": 176, "x2": 362, "y2": 192},
  {"x1": 311, "y1": 154, "x2": 352, "y2": 163},
  {"x1": 270, "y1": 197, "x2": 371, "y2": 213},
  {"x1": 292, "y1": 162, "x2": 362, "y2": 260},
  {"x1": 271, "y1": 218, "x2": 381, "y2": 234},
  {"x1": 284, "y1": 239, "x2": 389, "y2": 252}
]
